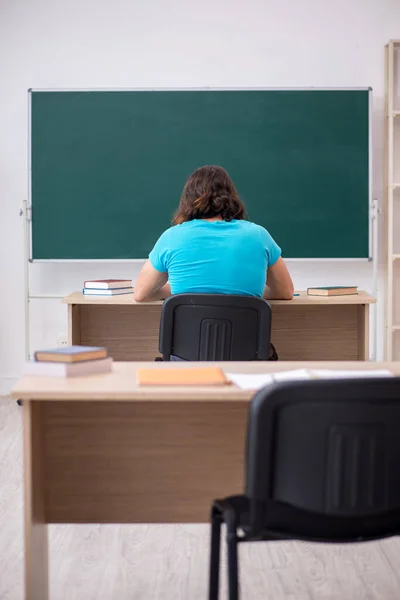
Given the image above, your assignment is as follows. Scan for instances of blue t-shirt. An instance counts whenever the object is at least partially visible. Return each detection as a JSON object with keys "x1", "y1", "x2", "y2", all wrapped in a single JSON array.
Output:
[{"x1": 149, "y1": 219, "x2": 281, "y2": 297}]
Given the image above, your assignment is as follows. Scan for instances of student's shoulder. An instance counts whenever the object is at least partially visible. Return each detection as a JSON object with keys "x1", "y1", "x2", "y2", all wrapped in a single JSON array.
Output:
[
  {"x1": 239, "y1": 220, "x2": 264, "y2": 231},
  {"x1": 239, "y1": 220, "x2": 269, "y2": 237},
  {"x1": 240, "y1": 221, "x2": 279, "y2": 249},
  {"x1": 157, "y1": 223, "x2": 189, "y2": 237},
  {"x1": 155, "y1": 223, "x2": 192, "y2": 245}
]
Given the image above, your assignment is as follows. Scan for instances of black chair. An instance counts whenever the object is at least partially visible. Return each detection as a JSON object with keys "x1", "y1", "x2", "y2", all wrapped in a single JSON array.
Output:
[
  {"x1": 209, "y1": 377, "x2": 400, "y2": 600},
  {"x1": 158, "y1": 294, "x2": 272, "y2": 361}
]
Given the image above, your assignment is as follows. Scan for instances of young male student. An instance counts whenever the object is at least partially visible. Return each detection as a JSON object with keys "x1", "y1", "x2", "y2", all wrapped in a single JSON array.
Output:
[{"x1": 134, "y1": 165, "x2": 294, "y2": 302}]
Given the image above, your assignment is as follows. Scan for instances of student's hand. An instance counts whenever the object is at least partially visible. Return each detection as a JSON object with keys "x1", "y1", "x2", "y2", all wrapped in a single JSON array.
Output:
[
  {"x1": 133, "y1": 260, "x2": 171, "y2": 302},
  {"x1": 263, "y1": 257, "x2": 294, "y2": 300}
]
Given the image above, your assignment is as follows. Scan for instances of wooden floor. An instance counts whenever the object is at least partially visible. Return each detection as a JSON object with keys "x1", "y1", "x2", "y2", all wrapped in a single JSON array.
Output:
[{"x1": 1, "y1": 398, "x2": 400, "y2": 599}]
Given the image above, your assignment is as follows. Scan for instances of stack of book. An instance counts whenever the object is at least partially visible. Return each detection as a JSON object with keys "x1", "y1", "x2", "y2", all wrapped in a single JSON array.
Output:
[
  {"x1": 83, "y1": 279, "x2": 133, "y2": 296},
  {"x1": 24, "y1": 346, "x2": 113, "y2": 377}
]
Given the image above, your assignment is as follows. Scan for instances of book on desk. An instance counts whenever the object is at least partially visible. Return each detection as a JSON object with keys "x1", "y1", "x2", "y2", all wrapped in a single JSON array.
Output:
[
  {"x1": 83, "y1": 279, "x2": 134, "y2": 296},
  {"x1": 307, "y1": 286, "x2": 358, "y2": 296},
  {"x1": 24, "y1": 345, "x2": 113, "y2": 377}
]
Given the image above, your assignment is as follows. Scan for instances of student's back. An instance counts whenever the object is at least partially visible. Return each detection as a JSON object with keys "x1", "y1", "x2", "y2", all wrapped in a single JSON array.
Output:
[
  {"x1": 149, "y1": 219, "x2": 280, "y2": 297},
  {"x1": 133, "y1": 165, "x2": 294, "y2": 303}
]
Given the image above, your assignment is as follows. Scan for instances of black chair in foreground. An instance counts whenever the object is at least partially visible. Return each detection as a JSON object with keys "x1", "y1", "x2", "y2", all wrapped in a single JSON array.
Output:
[
  {"x1": 209, "y1": 377, "x2": 400, "y2": 600},
  {"x1": 158, "y1": 293, "x2": 272, "y2": 361}
]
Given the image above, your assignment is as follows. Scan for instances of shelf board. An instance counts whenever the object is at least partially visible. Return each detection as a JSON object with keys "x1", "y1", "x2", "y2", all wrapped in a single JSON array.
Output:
[
  {"x1": 393, "y1": 325, "x2": 400, "y2": 331},
  {"x1": 394, "y1": 111, "x2": 400, "y2": 116},
  {"x1": 393, "y1": 184, "x2": 400, "y2": 189},
  {"x1": 393, "y1": 254, "x2": 400, "y2": 260}
]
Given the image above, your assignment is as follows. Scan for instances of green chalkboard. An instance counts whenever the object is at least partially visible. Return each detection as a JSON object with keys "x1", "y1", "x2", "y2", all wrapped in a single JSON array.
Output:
[{"x1": 30, "y1": 89, "x2": 370, "y2": 259}]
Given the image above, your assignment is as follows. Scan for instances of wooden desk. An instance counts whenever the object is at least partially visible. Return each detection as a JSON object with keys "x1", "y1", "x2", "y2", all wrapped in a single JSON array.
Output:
[
  {"x1": 11, "y1": 360, "x2": 399, "y2": 599},
  {"x1": 63, "y1": 291, "x2": 375, "y2": 361}
]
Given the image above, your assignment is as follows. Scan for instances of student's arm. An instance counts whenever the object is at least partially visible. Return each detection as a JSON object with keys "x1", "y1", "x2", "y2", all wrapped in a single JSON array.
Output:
[
  {"x1": 263, "y1": 257, "x2": 294, "y2": 300},
  {"x1": 133, "y1": 260, "x2": 171, "y2": 302}
]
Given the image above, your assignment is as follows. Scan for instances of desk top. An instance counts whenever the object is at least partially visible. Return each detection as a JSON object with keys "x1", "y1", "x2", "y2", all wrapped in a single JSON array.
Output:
[
  {"x1": 11, "y1": 361, "x2": 397, "y2": 402},
  {"x1": 63, "y1": 290, "x2": 376, "y2": 306}
]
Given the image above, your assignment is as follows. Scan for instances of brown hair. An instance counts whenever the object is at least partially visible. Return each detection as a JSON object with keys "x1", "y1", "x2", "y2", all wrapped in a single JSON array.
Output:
[{"x1": 172, "y1": 165, "x2": 246, "y2": 225}]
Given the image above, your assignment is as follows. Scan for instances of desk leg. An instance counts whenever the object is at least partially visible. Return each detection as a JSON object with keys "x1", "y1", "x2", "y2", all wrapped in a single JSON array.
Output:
[
  {"x1": 358, "y1": 304, "x2": 370, "y2": 360},
  {"x1": 23, "y1": 401, "x2": 49, "y2": 600}
]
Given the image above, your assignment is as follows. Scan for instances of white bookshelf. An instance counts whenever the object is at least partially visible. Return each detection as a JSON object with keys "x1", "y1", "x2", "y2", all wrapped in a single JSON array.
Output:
[{"x1": 385, "y1": 41, "x2": 400, "y2": 359}]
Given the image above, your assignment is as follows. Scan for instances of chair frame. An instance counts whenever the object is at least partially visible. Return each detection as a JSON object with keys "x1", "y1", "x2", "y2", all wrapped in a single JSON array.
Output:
[{"x1": 208, "y1": 377, "x2": 400, "y2": 600}]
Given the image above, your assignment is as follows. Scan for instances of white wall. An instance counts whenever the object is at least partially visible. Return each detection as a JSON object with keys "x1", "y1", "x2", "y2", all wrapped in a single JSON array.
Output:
[{"x1": 1, "y1": 0, "x2": 400, "y2": 392}]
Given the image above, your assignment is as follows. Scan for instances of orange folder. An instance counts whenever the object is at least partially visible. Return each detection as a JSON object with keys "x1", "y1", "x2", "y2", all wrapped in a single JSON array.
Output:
[{"x1": 137, "y1": 366, "x2": 230, "y2": 386}]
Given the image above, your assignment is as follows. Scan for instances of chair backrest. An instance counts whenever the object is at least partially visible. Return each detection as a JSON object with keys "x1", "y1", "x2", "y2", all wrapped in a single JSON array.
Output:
[
  {"x1": 245, "y1": 378, "x2": 400, "y2": 541},
  {"x1": 159, "y1": 294, "x2": 271, "y2": 361}
]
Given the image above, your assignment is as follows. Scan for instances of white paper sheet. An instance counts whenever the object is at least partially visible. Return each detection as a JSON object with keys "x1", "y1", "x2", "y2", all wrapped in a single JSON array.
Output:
[
  {"x1": 226, "y1": 369, "x2": 312, "y2": 390},
  {"x1": 226, "y1": 373, "x2": 275, "y2": 390},
  {"x1": 226, "y1": 368, "x2": 393, "y2": 390},
  {"x1": 273, "y1": 369, "x2": 312, "y2": 382}
]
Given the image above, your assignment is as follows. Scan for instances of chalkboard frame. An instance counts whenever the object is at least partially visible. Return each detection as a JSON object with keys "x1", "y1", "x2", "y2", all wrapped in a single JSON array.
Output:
[{"x1": 27, "y1": 87, "x2": 372, "y2": 262}]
